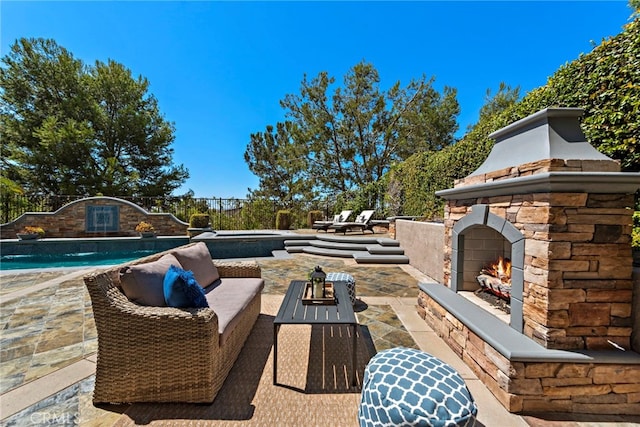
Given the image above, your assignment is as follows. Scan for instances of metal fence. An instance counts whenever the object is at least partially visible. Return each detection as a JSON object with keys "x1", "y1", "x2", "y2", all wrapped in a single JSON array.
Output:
[{"x1": 0, "y1": 194, "x2": 335, "y2": 229}]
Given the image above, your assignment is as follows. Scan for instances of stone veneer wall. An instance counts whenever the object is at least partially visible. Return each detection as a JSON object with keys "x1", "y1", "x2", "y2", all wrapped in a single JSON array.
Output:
[
  {"x1": 416, "y1": 291, "x2": 640, "y2": 415},
  {"x1": 0, "y1": 197, "x2": 188, "y2": 238},
  {"x1": 443, "y1": 159, "x2": 635, "y2": 351}
]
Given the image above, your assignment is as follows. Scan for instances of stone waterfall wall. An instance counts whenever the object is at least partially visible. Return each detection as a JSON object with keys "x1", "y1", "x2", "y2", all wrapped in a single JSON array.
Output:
[{"x1": 0, "y1": 197, "x2": 188, "y2": 238}]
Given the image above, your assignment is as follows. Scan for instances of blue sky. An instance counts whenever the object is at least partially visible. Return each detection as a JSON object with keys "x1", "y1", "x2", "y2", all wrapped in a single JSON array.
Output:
[{"x1": 1, "y1": 1, "x2": 633, "y2": 198}]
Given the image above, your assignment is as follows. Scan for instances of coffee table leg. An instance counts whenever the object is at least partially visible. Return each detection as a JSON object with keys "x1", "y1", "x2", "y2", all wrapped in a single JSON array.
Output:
[
  {"x1": 352, "y1": 323, "x2": 357, "y2": 386},
  {"x1": 273, "y1": 324, "x2": 280, "y2": 385}
]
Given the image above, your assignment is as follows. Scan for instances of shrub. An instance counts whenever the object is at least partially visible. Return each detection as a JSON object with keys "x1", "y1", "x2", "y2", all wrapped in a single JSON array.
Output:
[
  {"x1": 189, "y1": 213, "x2": 210, "y2": 228},
  {"x1": 276, "y1": 210, "x2": 292, "y2": 230},
  {"x1": 135, "y1": 221, "x2": 154, "y2": 232},
  {"x1": 241, "y1": 198, "x2": 277, "y2": 229},
  {"x1": 22, "y1": 226, "x2": 45, "y2": 236}
]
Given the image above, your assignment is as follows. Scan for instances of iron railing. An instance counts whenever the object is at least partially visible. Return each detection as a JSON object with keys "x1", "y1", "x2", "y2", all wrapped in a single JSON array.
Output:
[{"x1": 0, "y1": 194, "x2": 336, "y2": 230}]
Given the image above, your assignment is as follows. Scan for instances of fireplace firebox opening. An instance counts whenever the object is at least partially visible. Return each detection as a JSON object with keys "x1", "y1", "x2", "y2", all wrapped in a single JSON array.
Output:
[{"x1": 451, "y1": 204, "x2": 524, "y2": 332}]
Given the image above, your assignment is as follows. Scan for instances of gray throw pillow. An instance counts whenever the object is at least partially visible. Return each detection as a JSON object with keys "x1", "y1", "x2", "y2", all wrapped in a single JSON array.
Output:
[
  {"x1": 120, "y1": 253, "x2": 182, "y2": 306},
  {"x1": 172, "y1": 242, "x2": 220, "y2": 287}
]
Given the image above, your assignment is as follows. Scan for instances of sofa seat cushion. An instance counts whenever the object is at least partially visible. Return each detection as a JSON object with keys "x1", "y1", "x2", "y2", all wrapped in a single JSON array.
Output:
[
  {"x1": 120, "y1": 253, "x2": 182, "y2": 306},
  {"x1": 204, "y1": 277, "x2": 264, "y2": 344},
  {"x1": 172, "y1": 242, "x2": 220, "y2": 287}
]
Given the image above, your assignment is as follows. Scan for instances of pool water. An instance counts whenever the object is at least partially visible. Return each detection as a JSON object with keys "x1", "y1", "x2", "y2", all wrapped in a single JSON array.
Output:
[
  {"x1": 0, "y1": 249, "x2": 162, "y2": 270},
  {"x1": 0, "y1": 232, "x2": 296, "y2": 271}
]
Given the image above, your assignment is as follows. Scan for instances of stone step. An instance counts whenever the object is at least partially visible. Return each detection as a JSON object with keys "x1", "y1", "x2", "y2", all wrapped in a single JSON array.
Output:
[
  {"x1": 353, "y1": 253, "x2": 410, "y2": 264},
  {"x1": 376, "y1": 238, "x2": 400, "y2": 247},
  {"x1": 302, "y1": 246, "x2": 363, "y2": 258},
  {"x1": 283, "y1": 234, "x2": 408, "y2": 264},
  {"x1": 366, "y1": 245, "x2": 405, "y2": 255},
  {"x1": 271, "y1": 250, "x2": 293, "y2": 259},
  {"x1": 309, "y1": 240, "x2": 368, "y2": 251},
  {"x1": 284, "y1": 239, "x2": 310, "y2": 246},
  {"x1": 316, "y1": 234, "x2": 381, "y2": 245}
]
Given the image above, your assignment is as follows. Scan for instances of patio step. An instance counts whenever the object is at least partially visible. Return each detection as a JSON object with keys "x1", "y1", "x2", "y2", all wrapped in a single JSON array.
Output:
[
  {"x1": 302, "y1": 246, "x2": 363, "y2": 258},
  {"x1": 366, "y1": 245, "x2": 405, "y2": 255},
  {"x1": 284, "y1": 234, "x2": 408, "y2": 264},
  {"x1": 376, "y1": 238, "x2": 400, "y2": 247},
  {"x1": 309, "y1": 240, "x2": 369, "y2": 251},
  {"x1": 316, "y1": 234, "x2": 381, "y2": 245},
  {"x1": 353, "y1": 253, "x2": 410, "y2": 264},
  {"x1": 283, "y1": 239, "x2": 310, "y2": 246}
]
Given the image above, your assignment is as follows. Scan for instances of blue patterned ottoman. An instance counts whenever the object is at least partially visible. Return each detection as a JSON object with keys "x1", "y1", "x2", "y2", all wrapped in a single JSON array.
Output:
[
  {"x1": 326, "y1": 272, "x2": 356, "y2": 305},
  {"x1": 358, "y1": 347, "x2": 477, "y2": 427}
]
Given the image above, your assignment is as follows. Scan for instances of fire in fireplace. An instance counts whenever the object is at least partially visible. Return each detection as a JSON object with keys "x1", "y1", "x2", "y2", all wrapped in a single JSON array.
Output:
[{"x1": 477, "y1": 256, "x2": 512, "y2": 301}]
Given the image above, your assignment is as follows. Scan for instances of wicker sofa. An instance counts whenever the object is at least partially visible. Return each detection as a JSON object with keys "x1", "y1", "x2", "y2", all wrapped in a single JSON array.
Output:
[{"x1": 84, "y1": 242, "x2": 264, "y2": 404}]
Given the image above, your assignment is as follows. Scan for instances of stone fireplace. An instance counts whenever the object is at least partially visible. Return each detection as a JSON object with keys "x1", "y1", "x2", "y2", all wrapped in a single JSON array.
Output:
[
  {"x1": 417, "y1": 108, "x2": 640, "y2": 414},
  {"x1": 438, "y1": 107, "x2": 638, "y2": 351}
]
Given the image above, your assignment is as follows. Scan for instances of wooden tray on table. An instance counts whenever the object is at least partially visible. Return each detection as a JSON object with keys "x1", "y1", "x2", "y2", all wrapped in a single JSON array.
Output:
[{"x1": 302, "y1": 282, "x2": 336, "y2": 305}]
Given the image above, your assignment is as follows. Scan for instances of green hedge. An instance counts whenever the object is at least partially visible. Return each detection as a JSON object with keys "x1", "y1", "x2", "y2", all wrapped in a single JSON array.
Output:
[{"x1": 387, "y1": 17, "x2": 639, "y2": 225}]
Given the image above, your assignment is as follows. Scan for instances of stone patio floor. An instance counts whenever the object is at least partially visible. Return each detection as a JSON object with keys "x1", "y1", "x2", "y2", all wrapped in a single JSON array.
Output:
[{"x1": 1, "y1": 248, "x2": 639, "y2": 426}]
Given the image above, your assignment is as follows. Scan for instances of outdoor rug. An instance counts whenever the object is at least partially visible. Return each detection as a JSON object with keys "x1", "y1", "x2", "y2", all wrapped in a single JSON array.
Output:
[{"x1": 114, "y1": 295, "x2": 380, "y2": 426}]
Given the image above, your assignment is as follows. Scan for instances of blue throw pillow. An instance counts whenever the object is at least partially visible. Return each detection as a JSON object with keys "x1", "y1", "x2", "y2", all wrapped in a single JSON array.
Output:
[{"x1": 163, "y1": 264, "x2": 209, "y2": 308}]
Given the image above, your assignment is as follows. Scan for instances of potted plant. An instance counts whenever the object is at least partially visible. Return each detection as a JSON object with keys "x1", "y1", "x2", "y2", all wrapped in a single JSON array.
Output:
[
  {"x1": 135, "y1": 221, "x2": 155, "y2": 238},
  {"x1": 187, "y1": 213, "x2": 212, "y2": 238},
  {"x1": 17, "y1": 226, "x2": 45, "y2": 240},
  {"x1": 189, "y1": 214, "x2": 210, "y2": 229}
]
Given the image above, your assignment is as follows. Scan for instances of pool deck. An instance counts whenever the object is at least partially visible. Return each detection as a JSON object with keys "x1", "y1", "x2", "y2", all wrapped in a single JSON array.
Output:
[{"x1": 1, "y1": 233, "x2": 639, "y2": 426}]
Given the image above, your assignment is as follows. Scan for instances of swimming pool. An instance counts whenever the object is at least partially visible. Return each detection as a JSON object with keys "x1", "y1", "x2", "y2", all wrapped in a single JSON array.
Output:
[
  {"x1": 0, "y1": 249, "x2": 163, "y2": 270},
  {"x1": 0, "y1": 236, "x2": 190, "y2": 271},
  {"x1": 0, "y1": 231, "x2": 307, "y2": 270}
]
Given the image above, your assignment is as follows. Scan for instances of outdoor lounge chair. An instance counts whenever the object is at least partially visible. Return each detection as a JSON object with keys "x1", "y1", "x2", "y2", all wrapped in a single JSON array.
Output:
[
  {"x1": 312, "y1": 210, "x2": 353, "y2": 232},
  {"x1": 328, "y1": 209, "x2": 376, "y2": 234}
]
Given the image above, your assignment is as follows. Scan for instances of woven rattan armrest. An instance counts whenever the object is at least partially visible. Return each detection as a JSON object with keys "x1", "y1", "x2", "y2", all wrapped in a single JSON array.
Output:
[
  {"x1": 85, "y1": 271, "x2": 219, "y2": 343},
  {"x1": 111, "y1": 298, "x2": 218, "y2": 330},
  {"x1": 214, "y1": 260, "x2": 261, "y2": 278}
]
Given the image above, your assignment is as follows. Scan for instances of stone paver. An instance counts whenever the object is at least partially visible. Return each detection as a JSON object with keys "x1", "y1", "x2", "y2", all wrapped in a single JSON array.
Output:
[{"x1": 2, "y1": 252, "x2": 638, "y2": 426}]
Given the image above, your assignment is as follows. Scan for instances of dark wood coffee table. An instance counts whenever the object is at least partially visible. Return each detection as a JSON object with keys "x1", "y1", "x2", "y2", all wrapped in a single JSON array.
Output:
[{"x1": 273, "y1": 280, "x2": 358, "y2": 386}]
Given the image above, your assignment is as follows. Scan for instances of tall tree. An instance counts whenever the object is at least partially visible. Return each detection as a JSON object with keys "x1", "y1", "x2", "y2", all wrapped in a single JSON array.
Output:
[
  {"x1": 0, "y1": 38, "x2": 188, "y2": 196},
  {"x1": 246, "y1": 61, "x2": 460, "y2": 199},
  {"x1": 0, "y1": 38, "x2": 93, "y2": 194},
  {"x1": 88, "y1": 59, "x2": 187, "y2": 196},
  {"x1": 244, "y1": 121, "x2": 311, "y2": 206},
  {"x1": 477, "y1": 83, "x2": 520, "y2": 124}
]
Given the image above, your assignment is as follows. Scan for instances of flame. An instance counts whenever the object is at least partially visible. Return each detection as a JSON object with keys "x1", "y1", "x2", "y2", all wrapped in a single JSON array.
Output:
[{"x1": 484, "y1": 256, "x2": 512, "y2": 284}]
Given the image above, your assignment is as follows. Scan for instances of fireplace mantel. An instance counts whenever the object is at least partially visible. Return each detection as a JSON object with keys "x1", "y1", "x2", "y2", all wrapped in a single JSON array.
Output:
[{"x1": 436, "y1": 171, "x2": 640, "y2": 200}]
